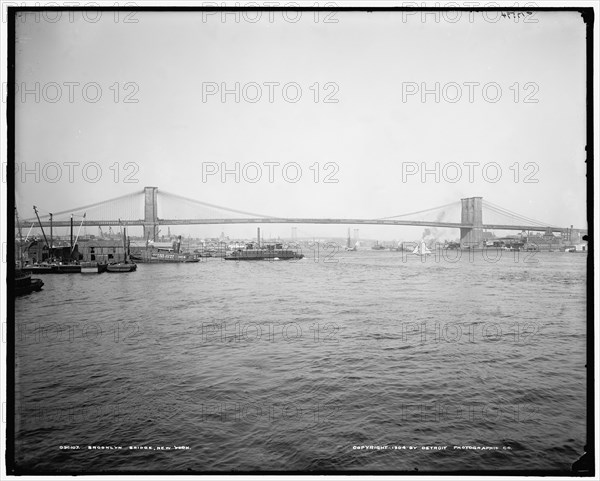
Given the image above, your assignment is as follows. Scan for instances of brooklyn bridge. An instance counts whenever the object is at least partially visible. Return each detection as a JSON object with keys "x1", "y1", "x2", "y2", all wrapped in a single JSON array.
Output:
[{"x1": 22, "y1": 186, "x2": 580, "y2": 246}]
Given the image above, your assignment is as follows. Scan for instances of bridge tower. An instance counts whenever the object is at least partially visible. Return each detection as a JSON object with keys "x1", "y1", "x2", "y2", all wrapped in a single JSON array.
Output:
[
  {"x1": 460, "y1": 197, "x2": 483, "y2": 247},
  {"x1": 143, "y1": 186, "x2": 159, "y2": 242}
]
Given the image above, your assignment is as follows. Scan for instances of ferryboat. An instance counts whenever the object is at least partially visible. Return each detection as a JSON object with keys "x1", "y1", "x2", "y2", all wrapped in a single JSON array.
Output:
[
  {"x1": 224, "y1": 242, "x2": 304, "y2": 261},
  {"x1": 130, "y1": 251, "x2": 199, "y2": 263},
  {"x1": 130, "y1": 235, "x2": 200, "y2": 263}
]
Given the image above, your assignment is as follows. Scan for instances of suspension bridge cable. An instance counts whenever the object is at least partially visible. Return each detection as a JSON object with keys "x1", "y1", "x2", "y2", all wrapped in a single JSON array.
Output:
[
  {"x1": 482, "y1": 201, "x2": 531, "y2": 220},
  {"x1": 379, "y1": 201, "x2": 460, "y2": 220},
  {"x1": 487, "y1": 207, "x2": 554, "y2": 228},
  {"x1": 483, "y1": 200, "x2": 555, "y2": 227},
  {"x1": 159, "y1": 190, "x2": 277, "y2": 219},
  {"x1": 482, "y1": 200, "x2": 542, "y2": 222},
  {"x1": 483, "y1": 200, "x2": 547, "y2": 224},
  {"x1": 484, "y1": 205, "x2": 548, "y2": 227},
  {"x1": 23, "y1": 190, "x2": 143, "y2": 220}
]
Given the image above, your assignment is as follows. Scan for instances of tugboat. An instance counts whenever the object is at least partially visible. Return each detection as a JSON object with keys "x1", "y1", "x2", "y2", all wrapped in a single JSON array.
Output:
[
  {"x1": 107, "y1": 228, "x2": 137, "y2": 273},
  {"x1": 15, "y1": 270, "x2": 44, "y2": 296},
  {"x1": 371, "y1": 241, "x2": 386, "y2": 250},
  {"x1": 389, "y1": 241, "x2": 404, "y2": 252}
]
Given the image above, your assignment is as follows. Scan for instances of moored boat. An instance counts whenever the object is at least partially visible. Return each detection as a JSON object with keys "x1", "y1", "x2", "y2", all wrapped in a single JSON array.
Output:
[
  {"x1": 81, "y1": 261, "x2": 102, "y2": 274},
  {"x1": 106, "y1": 227, "x2": 137, "y2": 272},
  {"x1": 21, "y1": 263, "x2": 54, "y2": 274},
  {"x1": 55, "y1": 263, "x2": 82, "y2": 273},
  {"x1": 106, "y1": 262, "x2": 137, "y2": 272},
  {"x1": 15, "y1": 270, "x2": 44, "y2": 296},
  {"x1": 106, "y1": 228, "x2": 137, "y2": 272},
  {"x1": 21, "y1": 262, "x2": 81, "y2": 274}
]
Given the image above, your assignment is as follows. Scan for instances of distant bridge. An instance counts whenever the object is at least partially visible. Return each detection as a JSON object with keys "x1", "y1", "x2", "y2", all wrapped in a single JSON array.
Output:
[
  {"x1": 36, "y1": 217, "x2": 566, "y2": 233},
  {"x1": 21, "y1": 187, "x2": 580, "y2": 246}
]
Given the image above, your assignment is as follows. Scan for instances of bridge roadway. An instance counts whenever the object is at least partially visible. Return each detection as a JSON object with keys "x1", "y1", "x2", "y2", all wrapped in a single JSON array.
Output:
[{"x1": 30, "y1": 217, "x2": 565, "y2": 233}]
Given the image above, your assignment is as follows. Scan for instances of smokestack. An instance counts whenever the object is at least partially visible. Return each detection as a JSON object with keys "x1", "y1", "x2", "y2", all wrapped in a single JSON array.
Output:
[
  {"x1": 172, "y1": 235, "x2": 182, "y2": 253},
  {"x1": 257, "y1": 227, "x2": 261, "y2": 247}
]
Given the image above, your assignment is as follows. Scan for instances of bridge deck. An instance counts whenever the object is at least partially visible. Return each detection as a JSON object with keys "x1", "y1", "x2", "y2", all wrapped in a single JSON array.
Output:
[{"x1": 29, "y1": 218, "x2": 566, "y2": 232}]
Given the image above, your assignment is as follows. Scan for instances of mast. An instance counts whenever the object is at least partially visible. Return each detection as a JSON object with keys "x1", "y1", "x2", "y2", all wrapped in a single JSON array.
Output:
[
  {"x1": 70, "y1": 214, "x2": 74, "y2": 257},
  {"x1": 15, "y1": 207, "x2": 23, "y2": 243},
  {"x1": 123, "y1": 227, "x2": 127, "y2": 262},
  {"x1": 49, "y1": 213, "x2": 53, "y2": 259},
  {"x1": 33, "y1": 206, "x2": 50, "y2": 254},
  {"x1": 15, "y1": 208, "x2": 23, "y2": 264},
  {"x1": 71, "y1": 214, "x2": 86, "y2": 254},
  {"x1": 24, "y1": 223, "x2": 34, "y2": 243}
]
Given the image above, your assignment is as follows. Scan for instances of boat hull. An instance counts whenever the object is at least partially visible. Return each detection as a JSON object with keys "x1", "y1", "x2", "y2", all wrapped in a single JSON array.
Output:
[
  {"x1": 81, "y1": 266, "x2": 99, "y2": 274},
  {"x1": 224, "y1": 249, "x2": 304, "y2": 261},
  {"x1": 21, "y1": 265, "x2": 55, "y2": 274},
  {"x1": 15, "y1": 273, "x2": 44, "y2": 296},
  {"x1": 130, "y1": 251, "x2": 199, "y2": 263},
  {"x1": 56, "y1": 264, "x2": 81, "y2": 273},
  {"x1": 106, "y1": 263, "x2": 137, "y2": 272},
  {"x1": 80, "y1": 262, "x2": 105, "y2": 274},
  {"x1": 22, "y1": 264, "x2": 81, "y2": 274}
]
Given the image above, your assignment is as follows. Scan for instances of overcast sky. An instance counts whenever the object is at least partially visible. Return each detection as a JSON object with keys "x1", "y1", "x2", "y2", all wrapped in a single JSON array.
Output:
[{"x1": 13, "y1": 9, "x2": 588, "y2": 240}]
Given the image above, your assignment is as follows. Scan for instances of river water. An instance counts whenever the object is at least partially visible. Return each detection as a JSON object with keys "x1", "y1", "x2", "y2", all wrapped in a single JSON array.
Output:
[{"x1": 13, "y1": 249, "x2": 588, "y2": 473}]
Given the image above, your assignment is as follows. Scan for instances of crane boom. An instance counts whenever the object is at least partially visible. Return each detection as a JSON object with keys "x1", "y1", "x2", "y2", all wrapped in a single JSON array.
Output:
[{"x1": 33, "y1": 206, "x2": 50, "y2": 249}]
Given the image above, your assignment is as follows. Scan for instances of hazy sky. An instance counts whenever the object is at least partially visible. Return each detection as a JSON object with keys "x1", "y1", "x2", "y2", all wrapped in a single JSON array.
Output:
[{"x1": 13, "y1": 9, "x2": 588, "y2": 240}]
